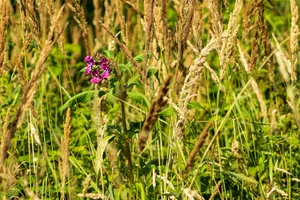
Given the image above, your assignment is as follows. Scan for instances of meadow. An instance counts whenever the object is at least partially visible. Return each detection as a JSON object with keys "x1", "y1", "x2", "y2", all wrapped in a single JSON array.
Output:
[{"x1": 0, "y1": 0, "x2": 299, "y2": 199}]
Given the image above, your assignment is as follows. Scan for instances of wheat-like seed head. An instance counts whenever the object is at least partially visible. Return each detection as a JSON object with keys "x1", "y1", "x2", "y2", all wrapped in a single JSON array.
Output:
[{"x1": 290, "y1": 0, "x2": 299, "y2": 81}]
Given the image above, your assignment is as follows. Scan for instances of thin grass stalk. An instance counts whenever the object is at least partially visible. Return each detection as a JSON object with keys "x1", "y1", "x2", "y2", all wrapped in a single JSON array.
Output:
[
  {"x1": 0, "y1": 5, "x2": 67, "y2": 168},
  {"x1": 93, "y1": 93, "x2": 108, "y2": 194},
  {"x1": 120, "y1": 0, "x2": 144, "y2": 17},
  {"x1": 274, "y1": 34, "x2": 300, "y2": 129},
  {"x1": 176, "y1": 38, "x2": 216, "y2": 140},
  {"x1": 219, "y1": 0, "x2": 242, "y2": 79},
  {"x1": 177, "y1": 0, "x2": 196, "y2": 75},
  {"x1": 138, "y1": 75, "x2": 172, "y2": 150},
  {"x1": 182, "y1": 121, "x2": 213, "y2": 177},
  {"x1": 143, "y1": 0, "x2": 155, "y2": 78},
  {"x1": 60, "y1": 108, "x2": 71, "y2": 199},
  {"x1": 93, "y1": 0, "x2": 102, "y2": 41},
  {"x1": 0, "y1": 0, "x2": 8, "y2": 74},
  {"x1": 209, "y1": 180, "x2": 222, "y2": 200},
  {"x1": 68, "y1": 0, "x2": 91, "y2": 55},
  {"x1": 290, "y1": 0, "x2": 299, "y2": 81},
  {"x1": 119, "y1": 84, "x2": 133, "y2": 182},
  {"x1": 238, "y1": 43, "x2": 268, "y2": 121},
  {"x1": 1, "y1": 108, "x2": 10, "y2": 171}
]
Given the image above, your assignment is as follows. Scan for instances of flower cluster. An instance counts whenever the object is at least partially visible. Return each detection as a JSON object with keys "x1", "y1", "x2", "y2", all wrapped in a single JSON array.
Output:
[{"x1": 84, "y1": 55, "x2": 112, "y2": 84}]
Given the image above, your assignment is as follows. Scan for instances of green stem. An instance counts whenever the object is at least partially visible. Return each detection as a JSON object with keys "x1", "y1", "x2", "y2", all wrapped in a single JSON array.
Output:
[{"x1": 119, "y1": 86, "x2": 133, "y2": 182}]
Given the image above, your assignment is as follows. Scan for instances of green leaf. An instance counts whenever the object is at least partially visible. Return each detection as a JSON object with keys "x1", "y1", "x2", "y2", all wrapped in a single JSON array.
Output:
[
  {"x1": 64, "y1": 43, "x2": 81, "y2": 54},
  {"x1": 159, "y1": 107, "x2": 176, "y2": 117},
  {"x1": 103, "y1": 50, "x2": 114, "y2": 58},
  {"x1": 60, "y1": 90, "x2": 106, "y2": 111},
  {"x1": 226, "y1": 171, "x2": 258, "y2": 185},
  {"x1": 147, "y1": 68, "x2": 158, "y2": 78},
  {"x1": 127, "y1": 91, "x2": 150, "y2": 109},
  {"x1": 79, "y1": 67, "x2": 86, "y2": 73},
  {"x1": 188, "y1": 101, "x2": 205, "y2": 111},
  {"x1": 94, "y1": 135, "x2": 115, "y2": 175},
  {"x1": 107, "y1": 88, "x2": 115, "y2": 105},
  {"x1": 119, "y1": 63, "x2": 132, "y2": 72},
  {"x1": 135, "y1": 183, "x2": 146, "y2": 200},
  {"x1": 134, "y1": 54, "x2": 144, "y2": 63},
  {"x1": 127, "y1": 75, "x2": 141, "y2": 88}
]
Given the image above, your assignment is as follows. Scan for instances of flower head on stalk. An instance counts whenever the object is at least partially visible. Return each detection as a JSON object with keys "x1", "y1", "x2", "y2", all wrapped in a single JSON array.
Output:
[{"x1": 83, "y1": 55, "x2": 112, "y2": 84}]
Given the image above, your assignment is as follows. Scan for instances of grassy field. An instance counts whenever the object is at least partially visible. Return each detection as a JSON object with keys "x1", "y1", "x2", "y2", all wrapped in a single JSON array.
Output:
[{"x1": 0, "y1": 0, "x2": 299, "y2": 199}]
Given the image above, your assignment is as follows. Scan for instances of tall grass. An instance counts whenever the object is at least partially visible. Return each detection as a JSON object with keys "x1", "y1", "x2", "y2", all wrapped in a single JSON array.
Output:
[{"x1": 0, "y1": 0, "x2": 299, "y2": 199}]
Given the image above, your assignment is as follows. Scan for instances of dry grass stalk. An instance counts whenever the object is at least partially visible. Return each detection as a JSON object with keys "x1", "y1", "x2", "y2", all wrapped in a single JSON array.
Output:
[
  {"x1": 183, "y1": 122, "x2": 213, "y2": 177},
  {"x1": 77, "y1": 193, "x2": 105, "y2": 199},
  {"x1": 0, "y1": 5, "x2": 67, "y2": 167},
  {"x1": 23, "y1": 179, "x2": 41, "y2": 200},
  {"x1": 243, "y1": 1, "x2": 257, "y2": 40},
  {"x1": 1, "y1": 108, "x2": 10, "y2": 169},
  {"x1": 143, "y1": 0, "x2": 155, "y2": 79},
  {"x1": 14, "y1": 33, "x2": 32, "y2": 86},
  {"x1": 209, "y1": 180, "x2": 222, "y2": 200},
  {"x1": 156, "y1": 174, "x2": 175, "y2": 191},
  {"x1": 120, "y1": 0, "x2": 144, "y2": 17},
  {"x1": 247, "y1": 0, "x2": 265, "y2": 71},
  {"x1": 60, "y1": 108, "x2": 71, "y2": 199},
  {"x1": 162, "y1": 0, "x2": 168, "y2": 45},
  {"x1": 154, "y1": 2, "x2": 164, "y2": 49},
  {"x1": 138, "y1": 75, "x2": 172, "y2": 150},
  {"x1": 208, "y1": 0, "x2": 223, "y2": 46},
  {"x1": 93, "y1": 0, "x2": 102, "y2": 41},
  {"x1": 176, "y1": 38, "x2": 216, "y2": 140},
  {"x1": 68, "y1": 0, "x2": 91, "y2": 55},
  {"x1": 1, "y1": 161, "x2": 19, "y2": 197},
  {"x1": 219, "y1": 0, "x2": 242, "y2": 79},
  {"x1": 248, "y1": 25, "x2": 259, "y2": 71},
  {"x1": 192, "y1": 3, "x2": 203, "y2": 51},
  {"x1": 26, "y1": 0, "x2": 41, "y2": 39},
  {"x1": 261, "y1": 20, "x2": 275, "y2": 84},
  {"x1": 105, "y1": 144, "x2": 124, "y2": 188},
  {"x1": 183, "y1": 188, "x2": 205, "y2": 200},
  {"x1": 274, "y1": 35, "x2": 300, "y2": 129},
  {"x1": 290, "y1": 0, "x2": 299, "y2": 81},
  {"x1": 0, "y1": 0, "x2": 8, "y2": 74},
  {"x1": 81, "y1": 174, "x2": 91, "y2": 197},
  {"x1": 176, "y1": 0, "x2": 196, "y2": 75},
  {"x1": 238, "y1": 43, "x2": 268, "y2": 121},
  {"x1": 204, "y1": 62, "x2": 225, "y2": 92}
]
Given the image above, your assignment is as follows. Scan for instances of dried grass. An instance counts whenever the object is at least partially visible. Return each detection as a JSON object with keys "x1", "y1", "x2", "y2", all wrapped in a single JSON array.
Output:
[
  {"x1": 59, "y1": 108, "x2": 71, "y2": 199},
  {"x1": 238, "y1": 42, "x2": 268, "y2": 121},
  {"x1": 176, "y1": 38, "x2": 216, "y2": 140},
  {"x1": 183, "y1": 121, "x2": 213, "y2": 177},
  {"x1": 0, "y1": 0, "x2": 8, "y2": 74},
  {"x1": 69, "y1": 0, "x2": 91, "y2": 55},
  {"x1": 0, "y1": 5, "x2": 67, "y2": 167},
  {"x1": 209, "y1": 180, "x2": 222, "y2": 200},
  {"x1": 290, "y1": 0, "x2": 299, "y2": 81},
  {"x1": 138, "y1": 75, "x2": 172, "y2": 150}
]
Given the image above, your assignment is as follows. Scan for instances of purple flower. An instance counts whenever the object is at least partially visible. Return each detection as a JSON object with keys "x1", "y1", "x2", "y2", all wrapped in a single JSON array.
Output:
[
  {"x1": 83, "y1": 55, "x2": 112, "y2": 84},
  {"x1": 101, "y1": 70, "x2": 110, "y2": 79},
  {"x1": 84, "y1": 56, "x2": 93, "y2": 63},
  {"x1": 91, "y1": 76, "x2": 101, "y2": 84},
  {"x1": 84, "y1": 56, "x2": 97, "y2": 75},
  {"x1": 85, "y1": 62, "x2": 93, "y2": 74}
]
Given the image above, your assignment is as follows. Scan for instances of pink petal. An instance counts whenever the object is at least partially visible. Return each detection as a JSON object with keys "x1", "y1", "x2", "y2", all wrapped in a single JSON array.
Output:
[
  {"x1": 85, "y1": 66, "x2": 92, "y2": 74},
  {"x1": 101, "y1": 70, "x2": 110, "y2": 79},
  {"x1": 84, "y1": 56, "x2": 93, "y2": 63},
  {"x1": 91, "y1": 76, "x2": 101, "y2": 84}
]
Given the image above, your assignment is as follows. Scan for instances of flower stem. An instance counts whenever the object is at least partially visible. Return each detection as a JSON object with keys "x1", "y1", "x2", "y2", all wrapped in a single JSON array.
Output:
[{"x1": 119, "y1": 86, "x2": 133, "y2": 182}]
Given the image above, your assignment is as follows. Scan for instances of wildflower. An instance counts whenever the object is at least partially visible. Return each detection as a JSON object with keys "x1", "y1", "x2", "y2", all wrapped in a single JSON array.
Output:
[
  {"x1": 83, "y1": 55, "x2": 112, "y2": 84},
  {"x1": 84, "y1": 56, "x2": 96, "y2": 75}
]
